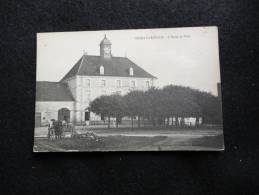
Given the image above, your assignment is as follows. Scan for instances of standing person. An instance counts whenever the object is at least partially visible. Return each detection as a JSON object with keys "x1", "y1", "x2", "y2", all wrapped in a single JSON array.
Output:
[
  {"x1": 47, "y1": 119, "x2": 54, "y2": 140},
  {"x1": 62, "y1": 119, "x2": 66, "y2": 130},
  {"x1": 63, "y1": 119, "x2": 66, "y2": 137},
  {"x1": 47, "y1": 121, "x2": 51, "y2": 140},
  {"x1": 62, "y1": 119, "x2": 67, "y2": 138},
  {"x1": 53, "y1": 120, "x2": 60, "y2": 139},
  {"x1": 62, "y1": 119, "x2": 67, "y2": 126}
]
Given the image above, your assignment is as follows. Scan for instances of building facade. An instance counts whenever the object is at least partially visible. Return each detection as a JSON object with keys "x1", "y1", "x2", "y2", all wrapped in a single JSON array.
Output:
[{"x1": 35, "y1": 35, "x2": 156, "y2": 126}]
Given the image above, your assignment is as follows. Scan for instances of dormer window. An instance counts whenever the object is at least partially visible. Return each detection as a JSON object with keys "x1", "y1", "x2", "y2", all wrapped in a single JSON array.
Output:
[
  {"x1": 129, "y1": 67, "x2": 134, "y2": 76},
  {"x1": 100, "y1": 65, "x2": 104, "y2": 75}
]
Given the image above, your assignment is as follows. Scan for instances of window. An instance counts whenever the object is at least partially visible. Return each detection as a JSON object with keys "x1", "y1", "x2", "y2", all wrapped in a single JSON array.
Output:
[
  {"x1": 146, "y1": 81, "x2": 150, "y2": 88},
  {"x1": 101, "y1": 90, "x2": 106, "y2": 95},
  {"x1": 85, "y1": 112, "x2": 90, "y2": 121},
  {"x1": 100, "y1": 65, "x2": 104, "y2": 75},
  {"x1": 101, "y1": 80, "x2": 106, "y2": 87},
  {"x1": 116, "y1": 80, "x2": 121, "y2": 87},
  {"x1": 83, "y1": 79, "x2": 90, "y2": 87},
  {"x1": 86, "y1": 79, "x2": 90, "y2": 87},
  {"x1": 129, "y1": 67, "x2": 134, "y2": 76},
  {"x1": 131, "y1": 80, "x2": 135, "y2": 88},
  {"x1": 115, "y1": 91, "x2": 122, "y2": 95}
]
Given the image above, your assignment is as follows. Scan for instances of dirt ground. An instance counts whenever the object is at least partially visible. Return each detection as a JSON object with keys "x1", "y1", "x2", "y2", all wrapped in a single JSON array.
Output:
[{"x1": 33, "y1": 131, "x2": 224, "y2": 152}]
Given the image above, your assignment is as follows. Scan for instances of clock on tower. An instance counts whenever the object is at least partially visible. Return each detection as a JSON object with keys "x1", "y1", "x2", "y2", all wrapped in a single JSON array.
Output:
[{"x1": 100, "y1": 35, "x2": 112, "y2": 58}]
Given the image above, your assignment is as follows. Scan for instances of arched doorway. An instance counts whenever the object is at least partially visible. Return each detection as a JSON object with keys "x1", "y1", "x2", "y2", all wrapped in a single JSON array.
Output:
[
  {"x1": 58, "y1": 108, "x2": 70, "y2": 122},
  {"x1": 84, "y1": 108, "x2": 90, "y2": 126},
  {"x1": 85, "y1": 108, "x2": 90, "y2": 121}
]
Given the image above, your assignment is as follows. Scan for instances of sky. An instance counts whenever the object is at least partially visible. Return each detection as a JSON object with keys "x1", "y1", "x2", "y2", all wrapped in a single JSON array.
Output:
[{"x1": 37, "y1": 26, "x2": 221, "y2": 95}]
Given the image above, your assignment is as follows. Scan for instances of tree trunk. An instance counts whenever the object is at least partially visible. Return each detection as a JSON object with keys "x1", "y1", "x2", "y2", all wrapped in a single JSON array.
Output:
[
  {"x1": 108, "y1": 116, "x2": 110, "y2": 129},
  {"x1": 115, "y1": 113, "x2": 118, "y2": 129},
  {"x1": 175, "y1": 117, "x2": 179, "y2": 127},
  {"x1": 116, "y1": 119, "x2": 118, "y2": 128},
  {"x1": 131, "y1": 116, "x2": 134, "y2": 129},
  {"x1": 180, "y1": 117, "x2": 185, "y2": 127},
  {"x1": 195, "y1": 117, "x2": 199, "y2": 127},
  {"x1": 167, "y1": 117, "x2": 170, "y2": 127},
  {"x1": 138, "y1": 115, "x2": 140, "y2": 128},
  {"x1": 159, "y1": 117, "x2": 163, "y2": 127},
  {"x1": 152, "y1": 117, "x2": 155, "y2": 127},
  {"x1": 143, "y1": 114, "x2": 145, "y2": 128}
]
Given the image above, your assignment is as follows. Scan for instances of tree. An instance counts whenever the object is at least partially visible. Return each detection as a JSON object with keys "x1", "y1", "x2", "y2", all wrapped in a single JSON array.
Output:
[
  {"x1": 90, "y1": 84, "x2": 222, "y2": 130},
  {"x1": 162, "y1": 85, "x2": 202, "y2": 127},
  {"x1": 90, "y1": 95, "x2": 114, "y2": 128},
  {"x1": 124, "y1": 91, "x2": 137, "y2": 129},
  {"x1": 195, "y1": 90, "x2": 222, "y2": 125},
  {"x1": 109, "y1": 94, "x2": 126, "y2": 128},
  {"x1": 90, "y1": 95, "x2": 126, "y2": 129},
  {"x1": 123, "y1": 90, "x2": 149, "y2": 128},
  {"x1": 144, "y1": 87, "x2": 165, "y2": 127}
]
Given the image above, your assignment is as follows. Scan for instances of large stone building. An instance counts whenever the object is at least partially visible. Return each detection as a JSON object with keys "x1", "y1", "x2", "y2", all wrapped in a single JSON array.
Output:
[{"x1": 35, "y1": 35, "x2": 156, "y2": 126}]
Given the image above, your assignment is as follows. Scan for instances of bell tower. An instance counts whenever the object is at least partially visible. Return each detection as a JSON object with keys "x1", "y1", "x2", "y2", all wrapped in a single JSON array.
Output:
[{"x1": 100, "y1": 35, "x2": 112, "y2": 59}]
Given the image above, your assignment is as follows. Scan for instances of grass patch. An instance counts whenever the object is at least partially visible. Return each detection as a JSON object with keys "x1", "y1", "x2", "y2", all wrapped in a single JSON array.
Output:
[
  {"x1": 34, "y1": 133, "x2": 224, "y2": 152},
  {"x1": 34, "y1": 136, "x2": 167, "y2": 152}
]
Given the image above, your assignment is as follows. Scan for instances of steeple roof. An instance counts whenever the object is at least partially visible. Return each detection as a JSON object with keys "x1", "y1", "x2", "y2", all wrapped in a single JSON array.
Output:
[{"x1": 100, "y1": 35, "x2": 112, "y2": 45}]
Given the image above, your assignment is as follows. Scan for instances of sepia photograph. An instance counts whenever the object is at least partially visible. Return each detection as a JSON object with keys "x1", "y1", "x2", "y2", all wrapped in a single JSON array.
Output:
[{"x1": 34, "y1": 26, "x2": 224, "y2": 152}]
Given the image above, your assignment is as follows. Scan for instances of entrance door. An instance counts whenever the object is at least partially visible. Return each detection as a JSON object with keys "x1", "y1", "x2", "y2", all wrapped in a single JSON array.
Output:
[
  {"x1": 85, "y1": 111, "x2": 90, "y2": 121},
  {"x1": 58, "y1": 108, "x2": 70, "y2": 122}
]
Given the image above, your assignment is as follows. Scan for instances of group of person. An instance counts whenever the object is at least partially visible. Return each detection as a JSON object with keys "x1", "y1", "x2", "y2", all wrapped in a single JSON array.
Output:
[{"x1": 48, "y1": 119, "x2": 70, "y2": 140}]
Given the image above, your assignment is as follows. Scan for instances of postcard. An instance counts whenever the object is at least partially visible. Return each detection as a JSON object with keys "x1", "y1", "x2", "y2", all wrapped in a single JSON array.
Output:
[{"x1": 34, "y1": 26, "x2": 224, "y2": 152}]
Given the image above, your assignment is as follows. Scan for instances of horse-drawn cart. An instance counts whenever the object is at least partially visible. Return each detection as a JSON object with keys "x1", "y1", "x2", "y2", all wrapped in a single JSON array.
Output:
[{"x1": 48, "y1": 120, "x2": 75, "y2": 140}]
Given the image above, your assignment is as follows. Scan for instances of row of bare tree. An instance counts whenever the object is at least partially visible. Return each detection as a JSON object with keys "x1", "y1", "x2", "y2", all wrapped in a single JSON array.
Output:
[{"x1": 90, "y1": 85, "x2": 222, "y2": 129}]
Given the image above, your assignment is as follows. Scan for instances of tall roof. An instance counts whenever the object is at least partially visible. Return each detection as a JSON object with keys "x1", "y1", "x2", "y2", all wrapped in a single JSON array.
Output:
[
  {"x1": 60, "y1": 55, "x2": 156, "y2": 82},
  {"x1": 36, "y1": 82, "x2": 74, "y2": 101},
  {"x1": 100, "y1": 35, "x2": 111, "y2": 45}
]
